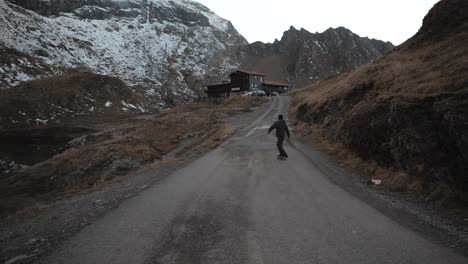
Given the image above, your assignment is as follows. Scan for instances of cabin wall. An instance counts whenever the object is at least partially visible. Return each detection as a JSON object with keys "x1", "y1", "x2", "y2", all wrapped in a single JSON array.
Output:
[{"x1": 249, "y1": 75, "x2": 263, "y2": 91}]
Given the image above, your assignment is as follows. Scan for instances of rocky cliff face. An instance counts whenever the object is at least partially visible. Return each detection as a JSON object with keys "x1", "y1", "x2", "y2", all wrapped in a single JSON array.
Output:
[
  {"x1": 0, "y1": 0, "x2": 247, "y2": 106},
  {"x1": 210, "y1": 26, "x2": 393, "y2": 88}
]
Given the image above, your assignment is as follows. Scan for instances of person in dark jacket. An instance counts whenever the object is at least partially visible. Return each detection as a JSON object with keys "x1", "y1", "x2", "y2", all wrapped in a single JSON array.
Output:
[{"x1": 268, "y1": 114, "x2": 291, "y2": 159}]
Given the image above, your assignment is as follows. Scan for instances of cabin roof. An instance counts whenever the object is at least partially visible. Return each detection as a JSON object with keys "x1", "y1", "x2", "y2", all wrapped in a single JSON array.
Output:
[{"x1": 229, "y1": 70, "x2": 265, "y2": 77}]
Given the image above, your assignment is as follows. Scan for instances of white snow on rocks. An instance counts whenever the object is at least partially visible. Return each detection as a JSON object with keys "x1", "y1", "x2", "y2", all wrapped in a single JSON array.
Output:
[
  {"x1": 34, "y1": 118, "x2": 48, "y2": 125},
  {"x1": 0, "y1": 0, "x2": 246, "y2": 104},
  {"x1": 121, "y1": 100, "x2": 136, "y2": 109}
]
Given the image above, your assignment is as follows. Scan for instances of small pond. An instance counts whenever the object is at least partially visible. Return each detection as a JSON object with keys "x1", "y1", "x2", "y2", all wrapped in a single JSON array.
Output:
[{"x1": 0, "y1": 127, "x2": 95, "y2": 166}]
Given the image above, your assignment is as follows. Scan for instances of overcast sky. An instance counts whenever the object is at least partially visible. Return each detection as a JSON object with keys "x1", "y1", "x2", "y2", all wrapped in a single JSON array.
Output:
[{"x1": 195, "y1": 0, "x2": 440, "y2": 45}]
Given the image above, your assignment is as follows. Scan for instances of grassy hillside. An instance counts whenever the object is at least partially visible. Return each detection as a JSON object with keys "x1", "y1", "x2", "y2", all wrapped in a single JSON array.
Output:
[
  {"x1": 0, "y1": 72, "x2": 158, "y2": 128},
  {"x1": 290, "y1": 0, "x2": 468, "y2": 205}
]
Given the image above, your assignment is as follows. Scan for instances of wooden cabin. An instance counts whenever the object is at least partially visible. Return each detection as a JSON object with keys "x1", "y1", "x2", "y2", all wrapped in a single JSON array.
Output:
[
  {"x1": 229, "y1": 70, "x2": 265, "y2": 93},
  {"x1": 205, "y1": 70, "x2": 289, "y2": 98}
]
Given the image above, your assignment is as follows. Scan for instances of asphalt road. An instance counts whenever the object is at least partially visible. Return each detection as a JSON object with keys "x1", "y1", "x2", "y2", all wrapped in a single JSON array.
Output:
[{"x1": 43, "y1": 96, "x2": 468, "y2": 264}]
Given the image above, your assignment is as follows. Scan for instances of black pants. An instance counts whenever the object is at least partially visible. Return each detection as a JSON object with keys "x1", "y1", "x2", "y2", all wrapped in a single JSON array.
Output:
[{"x1": 277, "y1": 136, "x2": 288, "y2": 157}]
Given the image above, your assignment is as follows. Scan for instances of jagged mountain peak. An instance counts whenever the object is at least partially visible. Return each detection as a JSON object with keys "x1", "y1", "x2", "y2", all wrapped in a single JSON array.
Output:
[
  {"x1": 278, "y1": 26, "x2": 393, "y2": 50},
  {"x1": 209, "y1": 26, "x2": 394, "y2": 89},
  {"x1": 323, "y1": 27, "x2": 356, "y2": 37},
  {"x1": 282, "y1": 25, "x2": 308, "y2": 37},
  {"x1": 280, "y1": 26, "x2": 377, "y2": 44}
]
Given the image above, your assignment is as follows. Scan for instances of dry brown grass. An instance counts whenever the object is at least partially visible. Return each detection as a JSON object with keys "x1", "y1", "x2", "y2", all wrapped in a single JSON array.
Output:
[
  {"x1": 297, "y1": 123, "x2": 449, "y2": 203},
  {"x1": 291, "y1": 23, "x2": 468, "y2": 109},
  {"x1": 0, "y1": 72, "x2": 154, "y2": 128},
  {"x1": 290, "y1": 15, "x2": 468, "y2": 206},
  {"x1": 0, "y1": 97, "x2": 266, "y2": 217}
]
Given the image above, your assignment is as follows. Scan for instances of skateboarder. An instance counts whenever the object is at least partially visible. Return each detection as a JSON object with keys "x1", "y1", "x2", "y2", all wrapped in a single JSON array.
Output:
[{"x1": 268, "y1": 114, "x2": 290, "y2": 159}]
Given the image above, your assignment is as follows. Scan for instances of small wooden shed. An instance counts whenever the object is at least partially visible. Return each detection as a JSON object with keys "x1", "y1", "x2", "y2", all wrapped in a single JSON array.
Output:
[{"x1": 262, "y1": 80, "x2": 290, "y2": 95}]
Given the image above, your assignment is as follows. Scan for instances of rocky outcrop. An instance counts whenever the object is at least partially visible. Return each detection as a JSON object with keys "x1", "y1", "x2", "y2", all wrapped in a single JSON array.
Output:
[
  {"x1": 417, "y1": 0, "x2": 468, "y2": 38},
  {"x1": 291, "y1": 0, "x2": 468, "y2": 203},
  {"x1": 210, "y1": 26, "x2": 393, "y2": 88},
  {"x1": 402, "y1": 0, "x2": 468, "y2": 48}
]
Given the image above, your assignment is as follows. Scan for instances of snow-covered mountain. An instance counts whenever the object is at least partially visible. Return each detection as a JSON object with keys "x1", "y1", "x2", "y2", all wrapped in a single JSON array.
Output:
[
  {"x1": 0, "y1": 0, "x2": 395, "y2": 111},
  {"x1": 0, "y1": 0, "x2": 247, "y2": 106}
]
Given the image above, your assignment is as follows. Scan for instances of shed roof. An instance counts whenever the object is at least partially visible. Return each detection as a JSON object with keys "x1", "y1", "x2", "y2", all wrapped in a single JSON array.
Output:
[
  {"x1": 205, "y1": 82, "x2": 231, "y2": 87},
  {"x1": 263, "y1": 80, "x2": 290, "y2": 87}
]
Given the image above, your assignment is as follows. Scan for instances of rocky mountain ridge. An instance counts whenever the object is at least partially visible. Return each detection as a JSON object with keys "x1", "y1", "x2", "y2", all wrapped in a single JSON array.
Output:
[{"x1": 210, "y1": 26, "x2": 394, "y2": 88}]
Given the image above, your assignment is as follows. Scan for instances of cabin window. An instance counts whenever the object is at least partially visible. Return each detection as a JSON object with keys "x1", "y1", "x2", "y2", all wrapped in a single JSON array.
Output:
[{"x1": 260, "y1": 77, "x2": 263, "y2": 82}]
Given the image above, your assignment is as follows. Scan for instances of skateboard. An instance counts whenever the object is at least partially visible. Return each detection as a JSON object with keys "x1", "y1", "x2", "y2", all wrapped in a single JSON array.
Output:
[{"x1": 277, "y1": 155, "x2": 288, "y2": 160}]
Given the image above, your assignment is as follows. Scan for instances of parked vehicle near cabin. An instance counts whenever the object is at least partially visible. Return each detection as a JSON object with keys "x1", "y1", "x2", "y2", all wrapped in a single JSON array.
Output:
[{"x1": 255, "y1": 90, "x2": 266, "y2": 96}]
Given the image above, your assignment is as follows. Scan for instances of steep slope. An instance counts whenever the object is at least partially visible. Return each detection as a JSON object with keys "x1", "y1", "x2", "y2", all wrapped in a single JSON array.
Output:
[
  {"x1": 0, "y1": 0, "x2": 247, "y2": 105},
  {"x1": 210, "y1": 26, "x2": 393, "y2": 88},
  {"x1": 0, "y1": 72, "x2": 154, "y2": 128},
  {"x1": 290, "y1": 0, "x2": 468, "y2": 204}
]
